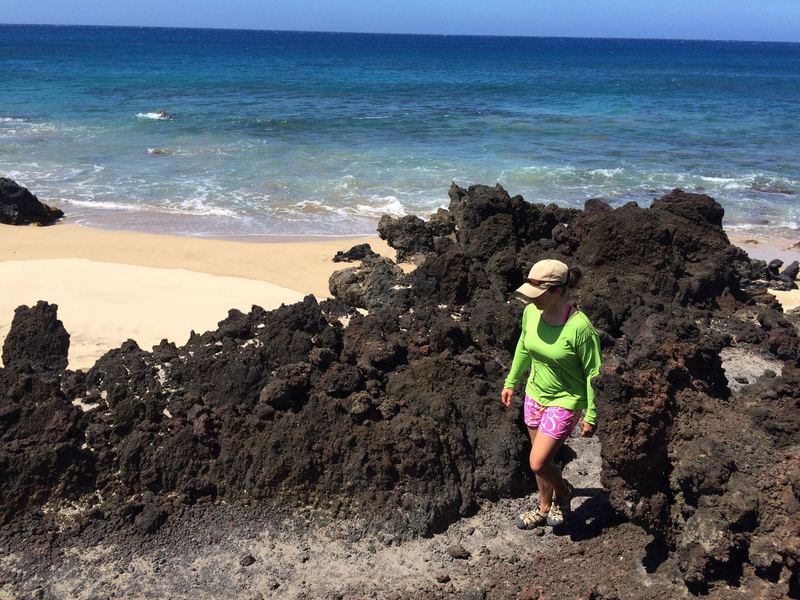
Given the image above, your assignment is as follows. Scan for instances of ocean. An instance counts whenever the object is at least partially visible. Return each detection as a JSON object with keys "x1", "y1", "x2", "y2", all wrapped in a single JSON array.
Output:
[{"x1": 1, "y1": 25, "x2": 799, "y2": 242}]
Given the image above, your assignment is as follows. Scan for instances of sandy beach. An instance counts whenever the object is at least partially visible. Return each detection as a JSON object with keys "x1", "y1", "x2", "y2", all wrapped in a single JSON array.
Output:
[
  {"x1": 727, "y1": 232, "x2": 800, "y2": 265},
  {"x1": 727, "y1": 233, "x2": 800, "y2": 310},
  {"x1": 0, "y1": 223, "x2": 396, "y2": 370},
  {"x1": 1, "y1": 223, "x2": 797, "y2": 371}
]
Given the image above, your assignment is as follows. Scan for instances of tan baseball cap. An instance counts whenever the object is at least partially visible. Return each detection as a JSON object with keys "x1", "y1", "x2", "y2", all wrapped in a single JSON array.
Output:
[{"x1": 514, "y1": 259, "x2": 569, "y2": 300}]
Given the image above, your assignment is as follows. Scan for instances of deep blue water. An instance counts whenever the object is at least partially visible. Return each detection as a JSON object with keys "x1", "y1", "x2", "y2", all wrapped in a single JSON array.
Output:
[{"x1": 1, "y1": 25, "x2": 799, "y2": 239}]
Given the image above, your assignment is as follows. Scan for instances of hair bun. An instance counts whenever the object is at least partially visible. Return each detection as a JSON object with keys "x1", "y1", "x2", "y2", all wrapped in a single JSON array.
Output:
[{"x1": 567, "y1": 267, "x2": 582, "y2": 288}]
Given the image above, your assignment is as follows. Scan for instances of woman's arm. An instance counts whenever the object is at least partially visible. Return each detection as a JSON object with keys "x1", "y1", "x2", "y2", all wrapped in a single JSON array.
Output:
[
  {"x1": 575, "y1": 326, "x2": 602, "y2": 425},
  {"x1": 503, "y1": 308, "x2": 532, "y2": 391}
]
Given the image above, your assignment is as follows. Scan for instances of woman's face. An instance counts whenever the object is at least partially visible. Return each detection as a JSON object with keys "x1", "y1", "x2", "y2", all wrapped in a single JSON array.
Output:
[{"x1": 530, "y1": 284, "x2": 564, "y2": 310}]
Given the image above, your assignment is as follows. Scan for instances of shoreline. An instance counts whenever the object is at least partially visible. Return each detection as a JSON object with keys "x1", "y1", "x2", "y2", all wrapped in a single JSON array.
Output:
[
  {"x1": 0, "y1": 222, "x2": 399, "y2": 292},
  {"x1": 727, "y1": 232, "x2": 800, "y2": 264},
  {"x1": 1, "y1": 222, "x2": 797, "y2": 370},
  {"x1": 0, "y1": 223, "x2": 399, "y2": 370},
  {"x1": 726, "y1": 234, "x2": 800, "y2": 310}
]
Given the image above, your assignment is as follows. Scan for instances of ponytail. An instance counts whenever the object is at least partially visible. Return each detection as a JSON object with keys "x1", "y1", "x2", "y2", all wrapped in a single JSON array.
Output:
[{"x1": 566, "y1": 267, "x2": 582, "y2": 289}]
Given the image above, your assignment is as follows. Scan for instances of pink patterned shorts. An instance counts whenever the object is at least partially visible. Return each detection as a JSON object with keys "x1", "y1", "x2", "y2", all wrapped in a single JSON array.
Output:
[{"x1": 523, "y1": 395, "x2": 582, "y2": 440}]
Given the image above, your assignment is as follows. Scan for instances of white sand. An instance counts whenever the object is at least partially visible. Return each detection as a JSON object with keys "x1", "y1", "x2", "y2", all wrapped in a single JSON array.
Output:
[
  {"x1": 771, "y1": 289, "x2": 800, "y2": 311},
  {"x1": 1, "y1": 223, "x2": 797, "y2": 371},
  {"x1": 0, "y1": 259, "x2": 308, "y2": 370},
  {"x1": 728, "y1": 233, "x2": 800, "y2": 310},
  {"x1": 727, "y1": 233, "x2": 799, "y2": 265},
  {"x1": 1, "y1": 224, "x2": 395, "y2": 370}
]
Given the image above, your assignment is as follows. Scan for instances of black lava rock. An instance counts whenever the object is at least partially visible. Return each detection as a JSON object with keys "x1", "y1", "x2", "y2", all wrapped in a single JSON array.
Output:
[
  {"x1": 0, "y1": 178, "x2": 63, "y2": 225},
  {"x1": 2, "y1": 301, "x2": 70, "y2": 373},
  {"x1": 781, "y1": 260, "x2": 799, "y2": 281},
  {"x1": 333, "y1": 243, "x2": 378, "y2": 263}
]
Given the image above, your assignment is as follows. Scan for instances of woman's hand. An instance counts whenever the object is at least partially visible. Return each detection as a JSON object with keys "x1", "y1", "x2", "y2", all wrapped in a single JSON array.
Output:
[
  {"x1": 580, "y1": 421, "x2": 595, "y2": 438},
  {"x1": 500, "y1": 388, "x2": 514, "y2": 407}
]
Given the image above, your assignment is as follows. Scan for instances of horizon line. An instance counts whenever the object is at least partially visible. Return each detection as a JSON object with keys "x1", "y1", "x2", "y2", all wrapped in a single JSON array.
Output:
[{"x1": 1, "y1": 21, "x2": 798, "y2": 45}]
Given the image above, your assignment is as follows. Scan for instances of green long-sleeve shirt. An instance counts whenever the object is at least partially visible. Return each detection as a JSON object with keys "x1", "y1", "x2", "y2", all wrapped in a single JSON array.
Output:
[{"x1": 503, "y1": 304, "x2": 602, "y2": 424}]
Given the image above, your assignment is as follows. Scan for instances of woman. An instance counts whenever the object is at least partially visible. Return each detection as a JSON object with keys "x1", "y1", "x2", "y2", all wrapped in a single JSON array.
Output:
[{"x1": 500, "y1": 259, "x2": 602, "y2": 529}]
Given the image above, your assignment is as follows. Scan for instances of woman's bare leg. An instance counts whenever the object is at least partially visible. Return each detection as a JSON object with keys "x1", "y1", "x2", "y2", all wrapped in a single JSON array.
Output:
[{"x1": 528, "y1": 427, "x2": 568, "y2": 513}]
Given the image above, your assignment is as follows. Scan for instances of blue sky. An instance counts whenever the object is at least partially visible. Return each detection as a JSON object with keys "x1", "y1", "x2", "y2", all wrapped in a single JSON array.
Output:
[{"x1": 2, "y1": 1, "x2": 799, "y2": 42}]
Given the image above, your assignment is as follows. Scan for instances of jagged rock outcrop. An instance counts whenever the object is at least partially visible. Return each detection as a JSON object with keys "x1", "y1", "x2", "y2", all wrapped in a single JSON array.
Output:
[
  {"x1": 377, "y1": 209, "x2": 455, "y2": 263},
  {"x1": 0, "y1": 302, "x2": 91, "y2": 525},
  {"x1": 328, "y1": 254, "x2": 407, "y2": 311},
  {"x1": 0, "y1": 177, "x2": 64, "y2": 225},
  {"x1": 2, "y1": 301, "x2": 70, "y2": 374}
]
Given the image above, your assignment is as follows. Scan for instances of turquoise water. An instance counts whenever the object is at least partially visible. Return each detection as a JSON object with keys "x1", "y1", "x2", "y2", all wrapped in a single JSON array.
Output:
[{"x1": 1, "y1": 25, "x2": 799, "y2": 239}]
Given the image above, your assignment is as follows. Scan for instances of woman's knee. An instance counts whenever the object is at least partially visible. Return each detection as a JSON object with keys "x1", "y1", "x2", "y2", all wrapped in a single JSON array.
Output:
[
  {"x1": 530, "y1": 445, "x2": 562, "y2": 474},
  {"x1": 529, "y1": 454, "x2": 551, "y2": 474}
]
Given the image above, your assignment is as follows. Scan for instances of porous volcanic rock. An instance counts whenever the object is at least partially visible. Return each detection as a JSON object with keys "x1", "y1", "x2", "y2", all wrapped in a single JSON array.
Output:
[
  {"x1": 2, "y1": 300, "x2": 70, "y2": 374},
  {"x1": 0, "y1": 303, "x2": 92, "y2": 525},
  {"x1": 0, "y1": 177, "x2": 64, "y2": 225},
  {"x1": 377, "y1": 209, "x2": 455, "y2": 262},
  {"x1": 782, "y1": 260, "x2": 799, "y2": 282},
  {"x1": 328, "y1": 253, "x2": 407, "y2": 311},
  {"x1": 2, "y1": 184, "x2": 799, "y2": 597},
  {"x1": 332, "y1": 243, "x2": 378, "y2": 263}
]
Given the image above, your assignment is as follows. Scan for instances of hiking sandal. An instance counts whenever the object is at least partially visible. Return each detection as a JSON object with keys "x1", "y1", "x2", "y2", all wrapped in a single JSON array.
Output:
[
  {"x1": 546, "y1": 481, "x2": 574, "y2": 527},
  {"x1": 515, "y1": 508, "x2": 548, "y2": 530}
]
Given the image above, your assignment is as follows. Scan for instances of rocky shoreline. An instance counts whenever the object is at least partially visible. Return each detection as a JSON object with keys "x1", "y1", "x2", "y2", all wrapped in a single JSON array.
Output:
[{"x1": 1, "y1": 183, "x2": 798, "y2": 598}]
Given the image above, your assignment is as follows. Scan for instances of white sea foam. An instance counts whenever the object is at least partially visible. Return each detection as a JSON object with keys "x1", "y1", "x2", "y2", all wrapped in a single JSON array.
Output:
[
  {"x1": 177, "y1": 197, "x2": 240, "y2": 218},
  {"x1": 728, "y1": 221, "x2": 799, "y2": 232},
  {"x1": 354, "y1": 195, "x2": 407, "y2": 217},
  {"x1": 62, "y1": 198, "x2": 152, "y2": 212},
  {"x1": 696, "y1": 176, "x2": 739, "y2": 184},
  {"x1": 777, "y1": 221, "x2": 799, "y2": 230},
  {"x1": 0, "y1": 116, "x2": 60, "y2": 138},
  {"x1": 502, "y1": 165, "x2": 576, "y2": 180},
  {"x1": 669, "y1": 173, "x2": 799, "y2": 194},
  {"x1": 500, "y1": 164, "x2": 632, "y2": 187},
  {"x1": 61, "y1": 197, "x2": 240, "y2": 219},
  {"x1": 589, "y1": 168, "x2": 624, "y2": 178},
  {"x1": 498, "y1": 166, "x2": 798, "y2": 201},
  {"x1": 695, "y1": 175, "x2": 750, "y2": 190},
  {"x1": 293, "y1": 200, "x2": 335, "y2": 214},
  {"x1": 136, "y1": 112, "x2": 172, "y2": 121},
  {"x1": 2, "y1": 165, "x2": 94, "y2": 184},
  {"x1": 279, "y1": 194, "x2": 411, "y2": 223}
]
